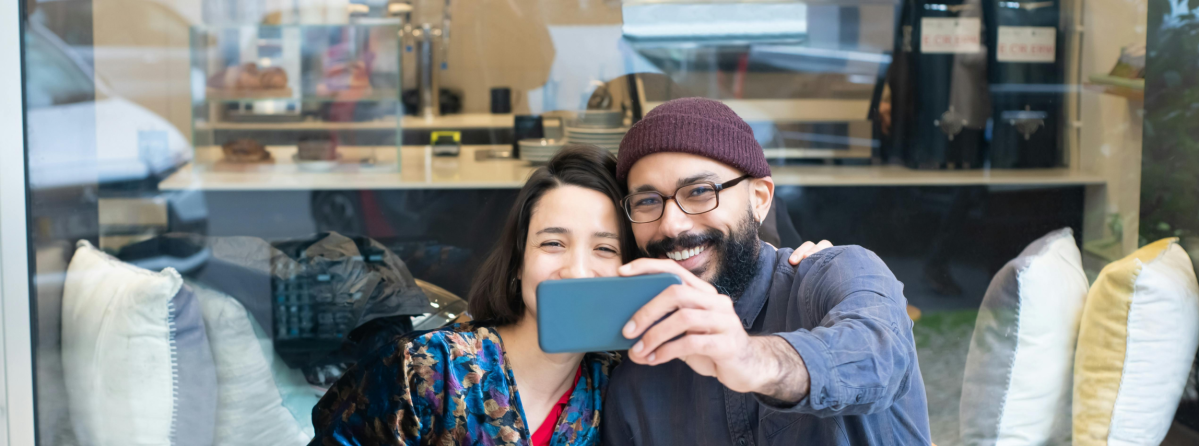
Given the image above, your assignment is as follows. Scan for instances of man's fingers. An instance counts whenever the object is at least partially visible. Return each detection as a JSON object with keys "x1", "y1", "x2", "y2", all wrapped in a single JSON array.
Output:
[
  {"x1": 618, "y1": 258, "x2": 715, "y2": 292},
  {"x1": 788, "y1": 242, "x2": 816, "y2": 265},
  {"x1": 623, "y1": 285, "x2": 728, "y2": 339},
  {"x1": 788, "y1": 240, "x2": 835, "y2": 265},
  {"x1": 629, "y1": 308, "x2": 727, "y2": 362},
  {"x1": 642, "y1": 334, "x2": 722, "y2": 366},
  {"x1": 815, "y1": 240, "x2": 833, "y2": 251}
]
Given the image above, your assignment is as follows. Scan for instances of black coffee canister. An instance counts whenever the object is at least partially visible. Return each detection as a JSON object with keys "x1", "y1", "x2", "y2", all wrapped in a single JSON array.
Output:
[
  {"x1": 985, "y1": 0, "x2": 1063, "y2": 168},
  {"x1": 895, "y1": 0, "x2": 991, "y2": 170}
]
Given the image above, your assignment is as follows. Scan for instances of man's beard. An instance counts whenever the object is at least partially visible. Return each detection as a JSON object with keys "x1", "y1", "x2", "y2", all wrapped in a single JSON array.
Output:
[{"x1": 642, "y1": 210, "x2": 762, "y2": 299}]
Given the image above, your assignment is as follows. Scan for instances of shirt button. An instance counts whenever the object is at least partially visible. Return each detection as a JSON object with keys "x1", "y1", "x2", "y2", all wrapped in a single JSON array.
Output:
[
  {"x1": 856, "y1": 394, "x2": 863, "y2": 402},
  {"x1": 738, "y1": 437, "x2": 747, "y2": 446}
]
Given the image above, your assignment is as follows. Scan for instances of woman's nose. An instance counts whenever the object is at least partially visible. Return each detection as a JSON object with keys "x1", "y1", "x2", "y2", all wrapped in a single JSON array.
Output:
[{"x1": 559, "y1": 251, "x2": 594, "y2": 280}]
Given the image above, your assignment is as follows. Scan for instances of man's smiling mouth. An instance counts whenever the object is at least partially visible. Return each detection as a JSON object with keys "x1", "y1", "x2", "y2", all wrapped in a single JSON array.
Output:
[{"x1": 665, "y1": 244, "x2": 707, "y2": 261}]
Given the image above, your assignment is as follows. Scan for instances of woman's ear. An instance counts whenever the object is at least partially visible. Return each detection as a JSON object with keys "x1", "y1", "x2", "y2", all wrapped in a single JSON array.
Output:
[{"x1": 750, "y1": 176, "x2": 775, "y2": 224}]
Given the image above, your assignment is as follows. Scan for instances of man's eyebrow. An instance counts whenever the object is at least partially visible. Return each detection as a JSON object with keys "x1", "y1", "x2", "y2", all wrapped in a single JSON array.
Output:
[
  {"x1": 594, "y1": 231, "x2": 619, "y2": 239},
  {"x1": 535, "y1": 227, "x2": 570, "y2": 235},
  {"x1": 631, "y1": 184, "x2": 659, "y2": 193},
  {"x1": 677, "y1": 172, "x2": 720, "y2": 188},
  {"x1": 630, "y1": 172, "x2": 721, "y2": 194}
]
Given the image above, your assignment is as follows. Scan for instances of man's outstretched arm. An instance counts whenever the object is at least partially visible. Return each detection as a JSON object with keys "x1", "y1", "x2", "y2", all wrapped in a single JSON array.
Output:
[{"x1": 757, "y1": 246, "x2": 918, "y2": 416}]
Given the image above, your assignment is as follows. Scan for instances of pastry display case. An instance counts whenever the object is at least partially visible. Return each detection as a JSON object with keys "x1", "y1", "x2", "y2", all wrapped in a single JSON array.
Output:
[{"x1": 190, "y1": 23, "x2": 402, "y2": 173}]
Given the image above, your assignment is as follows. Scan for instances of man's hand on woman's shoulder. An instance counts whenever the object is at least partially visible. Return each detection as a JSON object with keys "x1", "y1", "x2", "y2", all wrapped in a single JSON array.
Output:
[{"x1": 788, "y1": 240, "x2": 833, "y2": 266}]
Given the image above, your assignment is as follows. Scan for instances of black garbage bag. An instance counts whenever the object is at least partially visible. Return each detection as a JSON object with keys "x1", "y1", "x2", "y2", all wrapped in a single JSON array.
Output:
[
  {"x1": 270, "y1": 232, "x2": 435, "y2": 369},
  {"x1": 117, "y1": 232, "x2": 435, "y2": 371}
]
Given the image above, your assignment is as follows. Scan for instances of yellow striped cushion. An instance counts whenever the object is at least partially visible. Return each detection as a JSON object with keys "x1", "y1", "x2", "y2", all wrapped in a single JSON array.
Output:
[{"x1": 1073, "y1": 238, "x2": 1199, "y2": 445}]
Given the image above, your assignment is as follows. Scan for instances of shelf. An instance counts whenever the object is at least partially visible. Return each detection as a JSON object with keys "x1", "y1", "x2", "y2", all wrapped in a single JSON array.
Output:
[
  {"x1": 205, "y1": 87, "x2": 295, "y2": 101},
  {"x1": 1086, "y1": 74, "x2": 1144, "y2": 101},
  {"x1": 1085, "y1": 83, "x2": 1144, "y2": 101},
  {"x1": 204, "y1": 88, "x2": 402, "y2": 103},
  {"x1": 644, "y1": 99, "x2": 871, "y2": 122},
  {"x1": 194, "y1": 113, "x2": 514, "y2": 131},
  {"x1": 159, "y1": 145, "x2": 1108, "y2": 191},
  {"x1": 769, "y1": 165, "x2": 1107, "y2": 187},
  {"x1": 195, "y1": 120, "x2": 397, "y2": 131}
]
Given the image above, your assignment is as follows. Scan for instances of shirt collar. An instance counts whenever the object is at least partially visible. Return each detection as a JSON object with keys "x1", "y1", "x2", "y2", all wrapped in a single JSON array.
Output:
[{"x1": 732, "y1": 240, "x2": 777, "y2": 329}]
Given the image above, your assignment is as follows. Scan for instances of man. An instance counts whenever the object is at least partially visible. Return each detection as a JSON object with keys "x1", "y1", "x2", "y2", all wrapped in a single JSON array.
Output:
[{"x1": 603, "y1": 97, "x2": 930, "y2": 445}]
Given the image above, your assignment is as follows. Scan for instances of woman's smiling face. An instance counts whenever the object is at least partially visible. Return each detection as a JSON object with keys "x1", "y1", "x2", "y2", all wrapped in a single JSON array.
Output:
[{"x1": 519, "y1": 184, "x2": 625, "y2": 320}]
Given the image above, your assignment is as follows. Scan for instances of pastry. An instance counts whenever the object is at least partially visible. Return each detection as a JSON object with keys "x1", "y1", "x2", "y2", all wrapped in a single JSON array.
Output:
[
  {"x1": 235, "y1": 62, "x2": 261, "y2": 90},
  {"x1": 221, "y1": 139, "x2": 272, "y2": 163},
  {"x1": 260, "y1": 67, "x2": 288, "y2": 89},
  {"x1": 297, "y1": 138, "x2": 337, "y2": 161}
]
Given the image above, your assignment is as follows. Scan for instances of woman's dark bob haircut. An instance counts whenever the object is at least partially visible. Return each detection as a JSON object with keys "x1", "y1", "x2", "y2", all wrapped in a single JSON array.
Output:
[{"x1": 467, "y1": 144, "x2": 637, "y2": 326}]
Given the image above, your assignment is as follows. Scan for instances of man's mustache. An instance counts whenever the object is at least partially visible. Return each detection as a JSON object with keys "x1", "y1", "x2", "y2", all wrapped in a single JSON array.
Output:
[{"x1": 643, "y1": 229, "x2": 725, "y2": 259}]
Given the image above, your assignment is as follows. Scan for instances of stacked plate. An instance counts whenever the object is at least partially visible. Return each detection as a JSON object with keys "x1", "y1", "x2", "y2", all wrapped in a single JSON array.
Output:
[
  {"x1": 564, "y1": 126, "x2": 627, "y2": 155},
  {"x1": 519, "y1": 138, "x2": 564, "y2": 163}
]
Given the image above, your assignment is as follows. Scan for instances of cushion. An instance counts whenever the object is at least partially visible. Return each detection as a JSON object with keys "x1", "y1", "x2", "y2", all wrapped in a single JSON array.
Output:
[
  {"x1": 192, "y1": 282, "x2": 313, "y2": 445},
  {"x1": 61, "y1": 240, "x2": 217, "y2": 446},
  {"x1": 1074, "y1": 237, "x2": 1199, "y2": 446},
  {"x1": 960, "y1": 228, "x2": 1089, "y2": 445}
]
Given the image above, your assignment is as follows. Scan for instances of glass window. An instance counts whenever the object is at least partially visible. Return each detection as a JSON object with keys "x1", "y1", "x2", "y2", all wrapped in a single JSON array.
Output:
[{"x1": 12, "y1": 0, "x2": 1198, "y2": 444}]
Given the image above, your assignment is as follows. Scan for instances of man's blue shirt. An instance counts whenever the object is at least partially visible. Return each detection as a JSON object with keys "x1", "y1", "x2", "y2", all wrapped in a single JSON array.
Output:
[{"x1": 602, "y1": 243, "x2": 931, "y2": 446}]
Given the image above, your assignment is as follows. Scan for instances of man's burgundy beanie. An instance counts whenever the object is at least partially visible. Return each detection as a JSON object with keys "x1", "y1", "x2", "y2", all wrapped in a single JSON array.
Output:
[{"x1": 616, "y1": 97, "x2": 770, "y2": 181}]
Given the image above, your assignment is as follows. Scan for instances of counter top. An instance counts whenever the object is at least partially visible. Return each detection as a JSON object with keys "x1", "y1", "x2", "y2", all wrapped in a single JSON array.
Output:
[{"x1": 158, "y1": 145, "x2": 1107, "y2": 191}]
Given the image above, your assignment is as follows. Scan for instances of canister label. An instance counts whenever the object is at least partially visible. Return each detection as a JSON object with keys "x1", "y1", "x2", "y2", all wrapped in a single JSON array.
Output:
[
  {"x1": 997, "y1": 26, "x2": 1056, "y2": 63},
  {"x1": 921, "y1": 18, "x2": 982, "y2": 53}
]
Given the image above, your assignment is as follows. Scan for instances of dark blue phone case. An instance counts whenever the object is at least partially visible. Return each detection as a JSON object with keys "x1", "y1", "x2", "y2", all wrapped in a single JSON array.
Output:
[{"x1": 536, "y1": 273, "x2": 682, "y2": 353}]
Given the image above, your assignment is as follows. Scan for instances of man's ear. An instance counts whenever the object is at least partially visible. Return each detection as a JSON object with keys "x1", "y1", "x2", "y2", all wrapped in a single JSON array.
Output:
[{"x1": 750, "y1": 176, "x2": 775, "y2": 224}]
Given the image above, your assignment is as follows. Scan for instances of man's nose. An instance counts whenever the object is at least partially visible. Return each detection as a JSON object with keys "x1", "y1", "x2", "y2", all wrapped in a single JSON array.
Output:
[{"x1": 656, "y1": 198, "x2": 694, "y2": 239}]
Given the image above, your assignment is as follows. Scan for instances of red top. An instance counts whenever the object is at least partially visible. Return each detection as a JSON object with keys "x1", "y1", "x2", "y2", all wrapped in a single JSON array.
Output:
[{"x1": 530, "y1": 366, "x2": 583, "y2": 446}]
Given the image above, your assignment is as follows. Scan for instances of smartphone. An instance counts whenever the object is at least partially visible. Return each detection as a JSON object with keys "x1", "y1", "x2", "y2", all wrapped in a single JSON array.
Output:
[{"x1": 536, "y1": 273, "x2": 682, "y2": 353}]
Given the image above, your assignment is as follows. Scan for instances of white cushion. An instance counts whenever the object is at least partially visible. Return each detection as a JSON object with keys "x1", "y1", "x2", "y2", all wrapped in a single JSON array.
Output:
[
  {"x1": 192, "y1": 282, "x2": 312, "y2": 446},
  {"x1": 961, "y1": 228, "x2": 1089, "y2": 445},
  {"x1": 61, "y1": 240, "x2": 217, "y2": 446}
]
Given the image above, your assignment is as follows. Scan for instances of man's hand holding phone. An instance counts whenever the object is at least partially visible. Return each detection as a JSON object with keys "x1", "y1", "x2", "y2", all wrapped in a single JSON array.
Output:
[{"x1": 618, "y1": 259, "x2": 811, "y2": 402}]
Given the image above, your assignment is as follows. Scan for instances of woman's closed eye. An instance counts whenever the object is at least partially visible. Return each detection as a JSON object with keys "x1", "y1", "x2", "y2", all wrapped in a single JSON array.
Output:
[
  {"x1": 539, "y1": 240, "x2": 566, "y2": 251},
  {"x1": 595, "y1": 245, "x2": 619, "y2": 257}
]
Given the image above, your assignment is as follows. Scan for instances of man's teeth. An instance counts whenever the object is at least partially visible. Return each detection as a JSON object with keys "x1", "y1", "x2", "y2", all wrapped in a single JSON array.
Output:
[{"x1": 668, "y1": 246, "x2": 705, "y2": 261}]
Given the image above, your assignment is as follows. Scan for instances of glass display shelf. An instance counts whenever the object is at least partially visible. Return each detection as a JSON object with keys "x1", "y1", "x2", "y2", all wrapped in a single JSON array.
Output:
[{"x1": 190, "y1": 23, "x2": 402, "y2": 170}]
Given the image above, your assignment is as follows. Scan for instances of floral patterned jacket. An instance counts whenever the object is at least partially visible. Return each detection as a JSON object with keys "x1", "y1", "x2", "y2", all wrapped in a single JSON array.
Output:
[{"x1": 310, "y1": 322, "x2": 616, "y2": 446}]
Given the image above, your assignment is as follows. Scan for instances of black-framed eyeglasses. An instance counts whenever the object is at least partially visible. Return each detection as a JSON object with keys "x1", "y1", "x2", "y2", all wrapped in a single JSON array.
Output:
[{"x1": 622, "y1": 175, "x2": 752, "y2": 223}]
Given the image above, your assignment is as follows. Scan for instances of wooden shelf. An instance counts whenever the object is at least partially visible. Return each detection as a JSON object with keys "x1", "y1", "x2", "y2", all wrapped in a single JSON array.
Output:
[{"x1": 159, "y1": 145, "x2": 1107, "y2": 191}]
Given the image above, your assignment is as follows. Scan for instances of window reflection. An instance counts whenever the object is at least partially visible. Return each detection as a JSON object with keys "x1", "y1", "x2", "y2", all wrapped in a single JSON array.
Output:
[{"x1": 14, "y1": 0, "x2": 1199, "y2": 445}]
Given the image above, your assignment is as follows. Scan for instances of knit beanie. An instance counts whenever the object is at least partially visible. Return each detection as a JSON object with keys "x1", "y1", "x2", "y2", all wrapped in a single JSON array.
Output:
[{"x1": 616, "y1": 97, "x2": 770, "y2": 181}]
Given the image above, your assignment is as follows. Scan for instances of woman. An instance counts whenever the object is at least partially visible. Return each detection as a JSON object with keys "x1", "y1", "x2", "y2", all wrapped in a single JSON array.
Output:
[{"x1": 310, "y1": 145, "x2": 827, "y2": 446}]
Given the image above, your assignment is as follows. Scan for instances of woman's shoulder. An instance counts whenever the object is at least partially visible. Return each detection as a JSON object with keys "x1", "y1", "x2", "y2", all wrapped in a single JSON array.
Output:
[{"x1": 394, "y1": 322, "x2": 505, "y2": 361}]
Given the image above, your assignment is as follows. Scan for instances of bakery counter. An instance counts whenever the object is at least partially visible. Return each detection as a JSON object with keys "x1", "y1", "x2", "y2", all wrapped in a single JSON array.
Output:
[
  {"x1": 158, "y1": 145, "x2": 538, "y2": 190},
  {"x1": 159, "y1": 144, "x2": 1108, "y2": 191}
]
